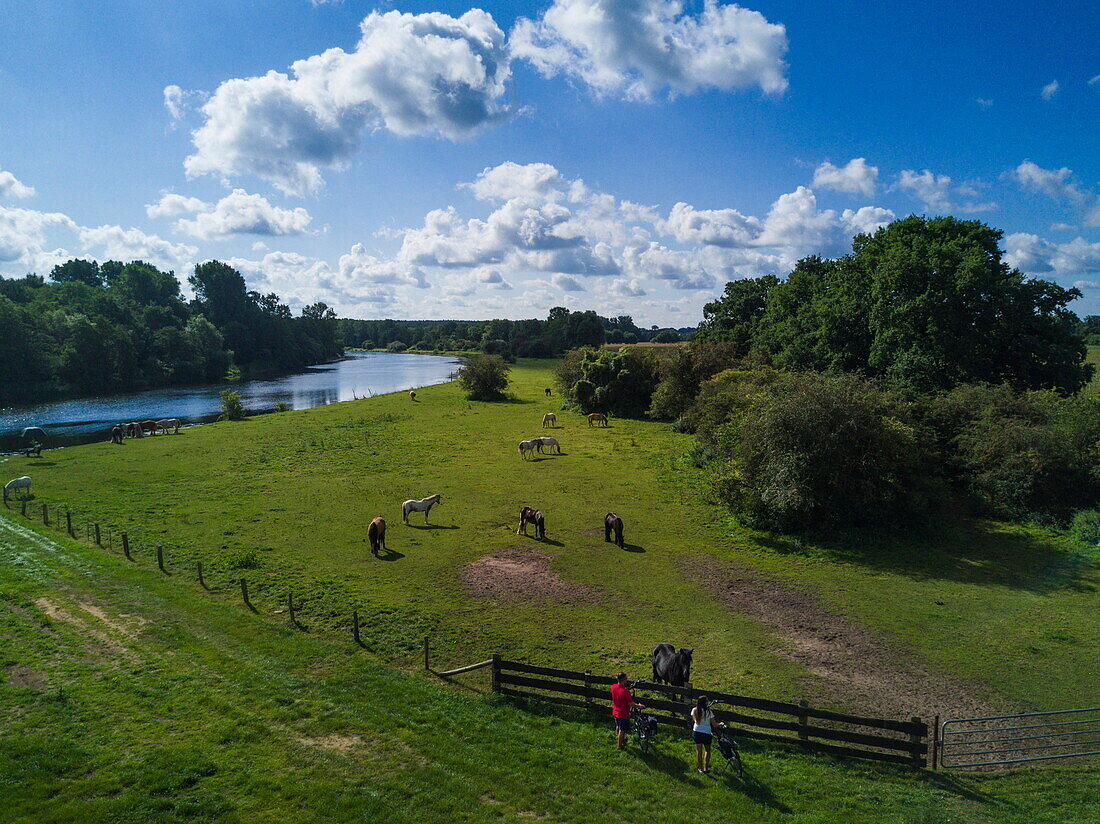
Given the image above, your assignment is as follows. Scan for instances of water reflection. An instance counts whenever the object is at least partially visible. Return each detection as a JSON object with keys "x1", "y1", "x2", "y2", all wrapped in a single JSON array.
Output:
[{"x1": 0, "y1": 351, "x2": 458, "y2": 452}]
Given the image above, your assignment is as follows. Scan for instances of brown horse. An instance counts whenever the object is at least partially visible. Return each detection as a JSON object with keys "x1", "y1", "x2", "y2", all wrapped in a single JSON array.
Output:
[
  {"x1": 140, "y1": 419, "x2": 158, "y2": 436},
  {"x1": 518, "y1": 506, "x2": 545, "y2": 540},
  {"x1": 587, "y1": 412, "x2": 608, "y2": 427},
  {"x1": 604, "y1": 512, "x2": 624, "y2": 548},
  {"x1": 367, "y1": 517, "x2": 387, "y2": 556}
]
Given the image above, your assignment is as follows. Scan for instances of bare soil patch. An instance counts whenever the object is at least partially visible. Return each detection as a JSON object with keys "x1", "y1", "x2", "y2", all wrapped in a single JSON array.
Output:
[
  {"x1": 297, "y1": 734, "x2": 364, "y2": 751},
  {"x1": 5, "y1": 663, "x2": 47, "y2": 691},
  {"x1": 680, "y1": 558, "x2": 1010, "y2": 722},
  {"x1": 34, "y1": 597, "x2": 136, "y2": 659},
  {"x1": 460, "y1": 548, "x2": 600, "y2": 603}
]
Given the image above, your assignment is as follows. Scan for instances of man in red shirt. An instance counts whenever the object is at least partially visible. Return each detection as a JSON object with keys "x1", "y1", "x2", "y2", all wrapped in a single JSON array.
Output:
[{"x1": 610, "y1": 672, "x2": 644, "y2": 750}]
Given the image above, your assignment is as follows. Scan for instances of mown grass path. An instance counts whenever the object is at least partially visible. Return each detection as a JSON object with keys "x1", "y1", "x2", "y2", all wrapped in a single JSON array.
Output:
[
  {"x1": 5, "y1": 359, "x2": 1097, "y2": 719},
  {"x1": 2, "y1": 514, "x2": 1097, "y2": 823}
]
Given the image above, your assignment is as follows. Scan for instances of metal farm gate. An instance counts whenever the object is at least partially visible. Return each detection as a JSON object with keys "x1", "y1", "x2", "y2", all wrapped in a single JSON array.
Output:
[{"x1": 939, "y1": 707, "x2": 1100, "y2": 768}]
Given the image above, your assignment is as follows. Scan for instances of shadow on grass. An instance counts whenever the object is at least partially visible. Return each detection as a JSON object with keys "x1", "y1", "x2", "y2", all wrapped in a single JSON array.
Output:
[
  {"x1": 622, "y1": 543, "x2": 645, "y2": 553},
  {"x1": 26, "y1": 461, "x2": 56, "y2": 467},
  {"x1": 374, "y1": 548, "x2": 406, "y2": 561},
  {"x1": 752, "y1": 517, "x2": 1096, "y2": 592},
  {"x1": 715, "y1": 765, "x2": 792, "y2": 814},
  {"x1": 406, "y1": 523, "x2": 459, "y2": 530}
]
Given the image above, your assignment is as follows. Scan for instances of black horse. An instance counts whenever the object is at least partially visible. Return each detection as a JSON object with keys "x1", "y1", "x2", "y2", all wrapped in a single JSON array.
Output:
[
  {"x1": 604, "y1": 512, "x2": 624, "y2": 548},
  {"x1": 652, "y1": 643, "x2": 693, "y2": 687},
  {"x1": 518, "y1": 506, "x2": 545, "y2": 540},
  {"x1": 544, "y1": 387, "x2": 552, "y2": 397}
]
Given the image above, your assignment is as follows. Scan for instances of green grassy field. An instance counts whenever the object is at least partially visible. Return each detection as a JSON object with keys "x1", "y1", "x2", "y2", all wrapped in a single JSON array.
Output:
[
  {"x1": 1086, "y1": 345, "x2": 1100, "y2": 395},
  {"x1": 2, "y1": 358, "x2": 1098, "y2": 821}
]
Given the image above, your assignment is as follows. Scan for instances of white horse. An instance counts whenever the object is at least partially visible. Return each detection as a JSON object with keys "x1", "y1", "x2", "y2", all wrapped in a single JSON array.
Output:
[
  {"x1": 542, "y1": 412, "x2": 556, "y2": 428},
  {"x1": 402, "y1": 493, "x2": 442, "y2": 524},
  {"x1": 518, "y1": 439, "x2": 539, "y2": 460},
  {"x1": 536, "y1": 436, "x2": 561, "y2": 454},
  {"x1": 3, "y1": 476, "x2": 31, "y2": 503},
  {"x1": 157, "y1": 418, "x2": 181, "y2": 435}
]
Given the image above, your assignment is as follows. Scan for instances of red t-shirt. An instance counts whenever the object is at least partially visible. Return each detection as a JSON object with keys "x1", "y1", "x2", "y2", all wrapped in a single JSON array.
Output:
[{"x1": 610, "y1": 682, "x2": 633, "y2": 718}]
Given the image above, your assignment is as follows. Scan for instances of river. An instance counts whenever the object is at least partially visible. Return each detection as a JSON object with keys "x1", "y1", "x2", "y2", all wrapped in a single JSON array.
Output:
[{"x1": 0, "y1": 351, "x2": 459, "y2": 452}]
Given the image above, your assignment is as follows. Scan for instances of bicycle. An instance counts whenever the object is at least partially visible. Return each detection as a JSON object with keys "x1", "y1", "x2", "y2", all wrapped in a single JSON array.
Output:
[
  {"x1": 708, "y1": 702, "x2": 744, "y2": 778},
  {"x1": 633, "y1": 713, "x2": 659, "y2": 755}
]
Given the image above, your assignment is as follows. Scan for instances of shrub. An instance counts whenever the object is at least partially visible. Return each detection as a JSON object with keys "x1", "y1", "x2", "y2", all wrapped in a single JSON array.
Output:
[
  {"x1": 457, "y1": 355, "x2": 511, "y2": 401},
  {"x1": 273, "y1": 401, "x2": 291, "y2": 412},
  {"x1": 700, "y1": 371, "x2": 941, "y2": 532},
  {"x1": 652, "y1": 329, "x2": 680, "y2": 343},
  {"x1": 387, "y1": 340, "x2": 407, "y2": 352},
  {"x1": 648, "y1": 340, "x2": 746, "y2": 421},
  {"x1": 360, "y1": 339, "x2": 374, "y2": 350},
  {"x1": 1070, "y1": 510, "x2": 1100, "y2": 545},
  {"x1": 217, "y1": 389, "x2": 246, "y2": 421},
  {"x1": 554, "y1": 346, "x2": 661, "y2": 417}
]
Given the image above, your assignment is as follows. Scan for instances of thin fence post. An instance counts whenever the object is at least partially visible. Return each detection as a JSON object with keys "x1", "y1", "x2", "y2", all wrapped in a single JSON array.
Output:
[
  {"x1": 911, "y1": 716, "x2": 924, "y2": 768},
  {"x1": 288, "y1": 593, "x2": 303, "y2": 630},
  {"x1": 490, "y1": 654, "x2": 501, "y2": 693},
  {"x1": 352, "y1": 611, "x2": 363, "y2": 646},
  {"x1": 66, "y1": 510, "x2": 73, "y2": 537},
  {"x1": 20, "y1": 500, "x2": 26, "y2": 517},
  {"x1": 423, "y1": 637, "x2": 430, "y2": 671},
  {"x1": 584, "y1": 670, "x2": 593, "y2": 709},
  {"x1": 94, "y1": 523, "x2": 101, "y2": 546},
  {"x1": 239, "y1": 578, "x2": 255, "y2": 612},
  {"x1": 798, "y1": 700, "x2": 810, "y2": 744},
  {"x1": 121, "y1": 532, "x2": 131, "y2": 561},
  {"x1": 42, "y1": 503, "x2": 48, "y2": 526},
  {"x1": 156, "y1": 545, "x2": 167, "y2": 574},
  {"x1": 931, "y1": 714, "x2": 940, "y2": 771},
  {"x1": 198, "y1": 561, "x2": 207, "y2": 589}
]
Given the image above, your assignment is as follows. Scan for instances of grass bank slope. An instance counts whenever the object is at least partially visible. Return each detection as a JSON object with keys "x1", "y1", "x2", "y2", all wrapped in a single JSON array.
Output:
[
  {"x1": 2, "y1": 516, "x2": 1097, "y2": 824},
  {"x1": 6, "y1": 360, "x2": 1098, "y2": 719}
]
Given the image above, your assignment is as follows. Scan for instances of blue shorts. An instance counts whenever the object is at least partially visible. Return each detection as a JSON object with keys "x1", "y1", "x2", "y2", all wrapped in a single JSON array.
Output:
[
  {"x1": 692, "y1": 731, "x2": 713, "y2": 745},
  {"x1": 614, "y1": 717, "x2": 631, "y2": 731}
]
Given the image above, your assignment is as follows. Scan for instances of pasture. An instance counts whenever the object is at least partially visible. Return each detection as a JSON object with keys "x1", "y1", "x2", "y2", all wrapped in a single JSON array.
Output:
[{"x1": 1, "y1": 358, "x2": 1098, "y2": 820}]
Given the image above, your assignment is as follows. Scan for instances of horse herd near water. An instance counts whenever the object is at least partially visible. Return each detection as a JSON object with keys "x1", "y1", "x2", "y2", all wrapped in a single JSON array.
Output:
[{"x1": 110, "y1": 418, "x2": 181, "y2": 443}]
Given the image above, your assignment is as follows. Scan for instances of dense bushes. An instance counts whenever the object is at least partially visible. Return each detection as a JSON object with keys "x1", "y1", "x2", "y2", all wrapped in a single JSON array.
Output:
[
  {"x1": 553, "y1": 347, "x2": 661, "y2": 417},
  {"x1": 456, "y1": 355, "x2": 511, "y2": 401}
]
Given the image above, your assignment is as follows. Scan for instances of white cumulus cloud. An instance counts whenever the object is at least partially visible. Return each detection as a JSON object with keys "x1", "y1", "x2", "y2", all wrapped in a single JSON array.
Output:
[
  {"x1": 173, "y1": 189, "x2": 313, "y2": 240},
  {"x1": 510, "y1": 0, "x2": 788, "y2": 100},
  {"x1": 0, "y1": 169, "x2": 35, "y2": 200},
  {"x1": 896, "y1": 169, "x2": 995, "y2": 213},
  {"x1": 183, "y1": 10, "x2": 511, "y2": 194},
  {"x1": 78, "y1": 225, "x2": 198, "y2": 272},
  {"x1": 812, "y1": 158, "x2": 878, "y2": 196}
]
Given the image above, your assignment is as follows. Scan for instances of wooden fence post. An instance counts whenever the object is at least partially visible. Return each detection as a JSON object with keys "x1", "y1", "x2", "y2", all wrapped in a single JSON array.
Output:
[
  {"x1": 198, "y1": 561, "x2": 207, "y2": 589},
  {"x1": 490, "y1": 654, "x2": 501, "y2": 693},
  {"x1": 66, "y1": 510, "x2": 73, "y2": 537},
  {"x1": 41, "y1": 503, "x2": 48, "y2": 526},
  {"x1": 94, "y1": 523, "x2": 101, "y2": 546},
  {"x1": 156, "y1": 545, "x2": 168, "y2": 574},
  {"x1": 20, "y1": 500, "x2": 27, "y2": 517},
  {"x1": 798, "y1": 700, "x2": 810, "y2": 744},
  {"x1": 931, "y1": 714, "x2": 939, "y2": 771},
  {"x1": 288, "y1": 593, "x2": 303, "y2": 630},
  {"x1": 121, "y1": 532, "x2": 131, "y2": 561},
  {"x1": 352, "y1": 611, "x2": 363, "y2": 646},
  {"x1": 423, "y1": 637, "x2": 430, "y2": 671},
  {"x1": 584, "y1": 670, "x2": 593, "y2": 709},
  {"x1": 239, "y1": 578, "x2": 255, "y2": 612},
  {"x1": 911, "y1": 716, "x2": 924, "y2": 768}
]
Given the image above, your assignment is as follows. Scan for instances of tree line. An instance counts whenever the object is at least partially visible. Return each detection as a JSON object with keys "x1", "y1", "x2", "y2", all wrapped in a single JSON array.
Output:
[
  {"x1": 0, "y1": 259, "x2": 341, "y2": 402},
  {"x1": 338, "y1": 310, "x2": 686, "y2": 358},
  {"x1": 553, "y1": 217, "x2": 1100, "y2": 534}
]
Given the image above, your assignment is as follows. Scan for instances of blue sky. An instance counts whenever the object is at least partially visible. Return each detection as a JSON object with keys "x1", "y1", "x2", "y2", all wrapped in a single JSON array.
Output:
[{"x1": 1, "y1": 0, "x2": 1097, "y2": 325}]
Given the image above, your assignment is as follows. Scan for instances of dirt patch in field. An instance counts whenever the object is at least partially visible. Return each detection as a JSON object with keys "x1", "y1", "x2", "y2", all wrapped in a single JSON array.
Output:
[
  {"x1": 680, "y1": 558, "x2": 1010, "y2": 722},
  {"x1": 460, "y1": 549, "x2": 600, "y2": 603},
  {"x1": 34, "y1": 597, "x2": 136, "y2": 659},
  {"x1": 297, "y1": 734, "x2": 363, "y2": 751},
  {"x1": 5, "y1": 663, "x2": 47, "y2": 691}
]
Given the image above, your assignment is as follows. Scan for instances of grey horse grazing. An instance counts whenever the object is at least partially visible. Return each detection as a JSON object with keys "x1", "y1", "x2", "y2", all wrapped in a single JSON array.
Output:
[
  {"x1": 604, "y1": 512, "x2": 624, "y2": 548},
  {"x1": 517, "y1": 506, "x2": 545, "y2": 540},
  {"x1": 652, "y1": 643, "x2": 693, "y2": 687},
  {"x1": 368, "y1": 517, "x2": 387, "y2": 555},
  {"x1": 536, "y1": 436, "x2": 561, "y2": 454},
  {"x1": 4, "y1": 476, "x2": 31, "y2": 503}
]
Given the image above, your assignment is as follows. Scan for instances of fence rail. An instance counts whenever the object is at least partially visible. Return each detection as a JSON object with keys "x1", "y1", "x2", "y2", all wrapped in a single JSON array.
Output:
[
  {"x1": 940, "y1": 707, "x2": 1100, "y2": 768},
  {"x1": 492, "y1": 658, "x2": 927, "y2": 767}
]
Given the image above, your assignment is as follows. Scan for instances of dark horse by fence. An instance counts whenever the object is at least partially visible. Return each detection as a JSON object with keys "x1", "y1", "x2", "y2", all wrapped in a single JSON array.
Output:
[
  {"x1": 652, "y1": 643, "x2": 693, "y2": 687},
  {"x1": 367, "y1": 517, "x2": 387, "y2": 555},
  {"x1": 604, "y1": 512, "x2": 624, "y2": 548},
  {"x1": 517, "y1": 506, "x2": 545, "y2": 540}
]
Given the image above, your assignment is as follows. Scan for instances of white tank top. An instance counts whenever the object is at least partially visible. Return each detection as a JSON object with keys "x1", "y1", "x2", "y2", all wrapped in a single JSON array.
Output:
[{"x1": 692, "y1": 708, "x2": 713, "y2": 734}]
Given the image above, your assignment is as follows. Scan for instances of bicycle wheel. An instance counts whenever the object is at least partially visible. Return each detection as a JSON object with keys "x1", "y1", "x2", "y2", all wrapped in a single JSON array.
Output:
[{"x1": 637, "y1": 727, "x2": 649, "y2": 755}]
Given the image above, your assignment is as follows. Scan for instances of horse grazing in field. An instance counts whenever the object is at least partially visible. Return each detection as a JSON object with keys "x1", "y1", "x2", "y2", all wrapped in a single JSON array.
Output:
[
  {"x1": 409, "y1": 391, "x2": 418, "y2": 402},
  {"x1": 536, "y1": 437, "x2": 561, "y2": 455},
  {"x1": 604, "y1": 512, "x2": 624, "y2": 548},
  {"x1": 652, "y1": 643, "x2": 693, "y2": 687},
  {"x1": 542, "y1": 412, "x2": 556, "y2": 428},
  {"x1": 367, "y1": 517, "x2": 387, "y2": 555},
  {"x1": 140, "y1": 419, "x2": 158, "y2": 436},
  {"x1": 110, "y1": 425, "x2": 125, "y2": 444},
  {"x1": 517, "y1": 506, "x2": 545, "y2": 540},
  {"x1": 22, "y1": 443, "x2": 42, "y2": 458},
  {"x1": 587, "y1": 412, "x2": 608, "y2": 427},
  {"x1": 518, "y1": 439, "x2": 539, "y2": 460},
  {"x1": 3, "y1": 476, "x2": 31, "y2": 503},
  {"x1": 126, "y1": 422, "x2": 143, "y2": 438},
  {"x1": 545, "y1": 387, "x2": 552, "y2": 397},
  {"x1": 157, "y1": 418, "x2": 180, "y2": 435},
  {"x1": 402, "y1": 493, "x2": 442, "y2": 524}
]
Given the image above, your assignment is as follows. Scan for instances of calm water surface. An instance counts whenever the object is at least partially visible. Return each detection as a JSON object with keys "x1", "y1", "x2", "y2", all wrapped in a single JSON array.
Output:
[{"x1": 0, "y1": 351, "x2": 458, "y2": 452}]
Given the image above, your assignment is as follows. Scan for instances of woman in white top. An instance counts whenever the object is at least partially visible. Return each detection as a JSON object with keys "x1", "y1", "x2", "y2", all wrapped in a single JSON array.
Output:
[{"x1": 690, "y1": 695, "x2": 724, "y2": 773}]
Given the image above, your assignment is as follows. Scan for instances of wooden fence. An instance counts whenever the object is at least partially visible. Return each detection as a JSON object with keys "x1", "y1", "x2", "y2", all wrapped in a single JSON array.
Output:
[{"x1": 492, "y1": 658, "x2": 928, "y2": 768}]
